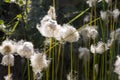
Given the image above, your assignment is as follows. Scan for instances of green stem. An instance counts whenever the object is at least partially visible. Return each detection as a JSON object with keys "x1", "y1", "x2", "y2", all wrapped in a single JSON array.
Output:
[
  {"x1": 22, "y1": 61, "x2": 27, "y2": 80},
  {"x1": 27, "y1": 59, "x2": 30, "y2": 80},
  {"x1": 114, "y1": 0, "x2": 117, "y2": 9},
  {"x1": 53, "y1": 0, "x2": 55, "y2": 8},
  {"x1": 46, "y1": 38, "x2": 52, "y2": 80},
  {"x1": 93, "y1": 39, "x2": 96, "y2": 80},
  {"x1": 70, "y1": 43, "x2": 73, "y2": 80},
  {"x1": 52, "y1": 39, "x2": 55, "y2": 80},
  {"x1": 60, "y1": 45, "x2": 64, "y2": 80},
  {"x1": 55, "y1": 43, "x2": 62, "y2": 80},
  {"x1": 84, "y1": 59, "x2": 88, "y2": 80},
  {"x1": 8, "y1": 61, "x2": 10, "y2": 80}
]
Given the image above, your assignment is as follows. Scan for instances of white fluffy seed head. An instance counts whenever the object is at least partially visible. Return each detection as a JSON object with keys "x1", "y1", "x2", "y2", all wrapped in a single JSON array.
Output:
[
  {"x1": 30, "y1": 53, "x2": 50, "y2": 75},
  {"x1": 80, "y1": 25, "x2": 98, "y2": 40},
  {"x1": 113, "y1": 9, "x2": 120, "y2": 21},
  {"x1": 105, "y1": 0, "x2": 112, "y2": 4},
  {"x1": 114, "y1": 56, "x2": 120, "y2": 67},
  {"x1": 90, "y1": 44, "x2": 96, "y2": 54},
  {"x1": 17, "y1": 41, "x2": 34, "y2": 58},
  {"x1": 86, "y1": 0, "x2": 96, "y2": 7},
  {"x1": 115, "y1": 29, "x2": 120, "y2": 40},
  {"x1": 44, "y1": 38, "x2": 51, "y2": 46},
  {"x1": 110, "y1": 28, "x2": 120, "y2": 43},
  {"x1": 1, "y1": 54, "x2": 14, "y2": 66},
  {"x1": 84, "y1": 15, "x2": 90, "y2": 22},
  {"x1": 4, "y1": 74, "x2": 12, "y2": 80},
  {"x1": 36, "y1": 6, "x2": 58, "y2": 38},
  {"x1": 90, "y1": 42, "x2": 109, "y2": 54},
  {"x1": 107, "y1": 39, "x2": 114, "y2": 48},
  {"x1": 114, "y1": 56, "x2": 120, "y2": 75},
  {"x1": 53, "y1": 25, "x2": 64, "y2": 41},
  {"x1": 62, "y1": 24, "x2": 80, "y2": 43},
  {"x1": 114, "y1": 66, "x2": 120, "y2": 75},
  {"x1": 37, "y1": 15, "x2": 58, "y2": 38},
  {"x1": 110, "y1": 31, "x2": 115, "y2": 39},
  {"x1": 100, "y1": 11, "x2": 108, "y2": 21},
  {"x1": 79, "y1": 26, "x2": 90, "y2": 41},
  {"x1": 78, "y1": 47, "x2": 90, "y2": 62},
  {"x1": 0, "y1": 39, "x2": 16, "y2": 55},
  {"x1": 67, "y1": 71, "x2": 78, "y2": 80},
  {"x1": 118, "y1": 75, "x2": 120, "y2": 80},
  {"x1": 47, "y1": 6, "x2": 56, "y2": 20},
  {"x1": 95, "y1": 42, "x2": 108, "y2": 54},
  {"x1": 88, "y1": 27, "x2": 98, "y2": 39}
]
